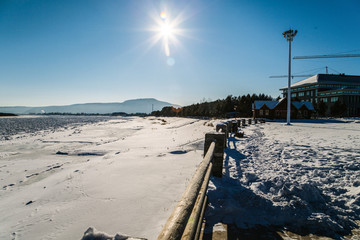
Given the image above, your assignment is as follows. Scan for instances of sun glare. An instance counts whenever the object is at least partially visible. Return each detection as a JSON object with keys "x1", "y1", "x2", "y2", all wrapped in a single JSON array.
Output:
[
  {"x1": 145, "y1": 6, "x2": 191, "y2": 64},
  {"x1": 161, "y1": 22, "x2": 173, "y2": 37}
]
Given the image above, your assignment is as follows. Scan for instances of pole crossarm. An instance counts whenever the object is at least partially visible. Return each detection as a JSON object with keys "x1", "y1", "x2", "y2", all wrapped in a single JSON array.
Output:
[
  {"x1": 294, "y1": 54, "x2": 360, "y2": 59},
  {"x1": 269, "y1": 74, "x2": 313, "y2": 78}
]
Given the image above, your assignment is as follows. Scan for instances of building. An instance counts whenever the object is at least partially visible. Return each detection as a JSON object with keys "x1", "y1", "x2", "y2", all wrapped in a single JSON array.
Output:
[
  {"x1": 280, "y1": 74, "x2": 360, "y2": 117},
  {"x1": 253, "y1": 98, "x2": 315, "y2": 119}
]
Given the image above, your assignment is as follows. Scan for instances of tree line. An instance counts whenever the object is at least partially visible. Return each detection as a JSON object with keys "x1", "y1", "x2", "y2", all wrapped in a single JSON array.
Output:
[{"x1": 152, "y1": 94, "x2": 274, "y2": 118}]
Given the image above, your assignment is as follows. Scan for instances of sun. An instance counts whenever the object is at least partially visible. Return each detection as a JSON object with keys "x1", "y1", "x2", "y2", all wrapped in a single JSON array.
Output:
[
  {"x1": 160, "y1": 22, "x2": 174, "y2": 38},
  {"x1": 145, "y1": 7, "x2": 191, "y2": 61}
]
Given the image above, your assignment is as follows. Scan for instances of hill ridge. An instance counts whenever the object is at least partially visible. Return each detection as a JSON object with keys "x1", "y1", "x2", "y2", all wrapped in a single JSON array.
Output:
[{"x1": 0, "y1": 98, "x2": 178, "y2": 115}]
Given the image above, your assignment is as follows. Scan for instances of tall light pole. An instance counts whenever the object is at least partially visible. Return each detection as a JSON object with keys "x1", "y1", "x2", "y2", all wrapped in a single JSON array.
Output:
[{"x1": 283, "y1": 29, "x2": 297, "y2": 125}]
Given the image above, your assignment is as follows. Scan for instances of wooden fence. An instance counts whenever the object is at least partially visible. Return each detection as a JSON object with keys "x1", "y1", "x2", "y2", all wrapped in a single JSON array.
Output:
[{"x1": 157, "y1": 119, "x2": 264, "y2": 240}]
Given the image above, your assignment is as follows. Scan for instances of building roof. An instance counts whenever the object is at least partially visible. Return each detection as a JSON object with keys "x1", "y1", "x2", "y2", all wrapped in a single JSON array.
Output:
[
  {"x1": 253, "y1": 101, "x2": 278, "y2": 110},
  {"x1": 253, "y1": 100, "x2": 314, "y2": 111},
  {"x1": 292, "y1": 102, "x2": 315, "y2": 111},
  {"x1": 280, "y1": 74, "x2": 360, "y2": 90},
  {"x1": 291, "y1": 74, "x2": 318, "y2": 87}
]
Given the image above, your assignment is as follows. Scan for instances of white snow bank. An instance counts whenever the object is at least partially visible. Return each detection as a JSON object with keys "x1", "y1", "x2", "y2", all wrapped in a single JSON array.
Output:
[
  {"x1": 206, "y1": 119, "x2": 360, "y2": 238},
  {"x1": 81, "y1": 227, "x2": 145, "y2": 240}
]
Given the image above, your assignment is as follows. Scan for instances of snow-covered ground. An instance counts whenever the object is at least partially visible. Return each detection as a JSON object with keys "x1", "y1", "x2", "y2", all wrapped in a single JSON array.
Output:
[
  {"x1": 2, "y1": 116, "x2": 360, "y2": 239},
  {"x1": 0, "y1": 116, "x2": 214, "y2": 240},
  {"x1": 206, "y1": 119, "x2": 360, "y2": 238}
]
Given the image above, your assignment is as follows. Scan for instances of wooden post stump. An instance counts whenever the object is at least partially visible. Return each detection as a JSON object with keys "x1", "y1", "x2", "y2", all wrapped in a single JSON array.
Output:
[{"x1": 204, "y1": 132, "x2": 225, "y2": 177}]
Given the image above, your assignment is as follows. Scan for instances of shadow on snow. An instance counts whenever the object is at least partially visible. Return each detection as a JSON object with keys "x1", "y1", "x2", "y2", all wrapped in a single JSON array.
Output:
[{"x1": 204, "y1": 136, "x2": 358, "y2": 240}]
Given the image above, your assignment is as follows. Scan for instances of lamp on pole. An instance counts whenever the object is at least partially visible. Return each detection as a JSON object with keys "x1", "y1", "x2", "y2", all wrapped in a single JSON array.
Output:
[{"x1": 283, "y1": 29, "x2": 297, "y2": 125}]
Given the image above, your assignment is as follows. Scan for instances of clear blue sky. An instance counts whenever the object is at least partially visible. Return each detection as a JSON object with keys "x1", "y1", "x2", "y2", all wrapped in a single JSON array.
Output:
[{"x1": 1, "y1": 0, "x2": 359, "y2": 106}]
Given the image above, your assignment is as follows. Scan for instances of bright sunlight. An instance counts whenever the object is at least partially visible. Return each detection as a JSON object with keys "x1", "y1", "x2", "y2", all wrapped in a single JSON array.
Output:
[
  {"x1": 161, "y1": 22, "x2": 173, "y2": 38},
  {"x1": 147, "y1": 8, "x2": 188, "y2": 60}
]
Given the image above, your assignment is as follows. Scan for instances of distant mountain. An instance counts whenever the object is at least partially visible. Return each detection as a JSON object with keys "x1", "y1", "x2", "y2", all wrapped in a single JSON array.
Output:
[{"x1": 0, "y1": 98, "x2": 179, "y2": 115}]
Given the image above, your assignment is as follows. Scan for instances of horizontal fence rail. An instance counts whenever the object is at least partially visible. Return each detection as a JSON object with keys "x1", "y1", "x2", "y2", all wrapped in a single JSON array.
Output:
[{"x1": 157, "y1": 141, "x2": 216, "y2": 240}]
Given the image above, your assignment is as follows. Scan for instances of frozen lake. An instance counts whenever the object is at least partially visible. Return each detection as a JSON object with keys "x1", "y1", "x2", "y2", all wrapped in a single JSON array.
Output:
[{"x1": 0, "y1": 115, "x2": 113, "y2": 140}]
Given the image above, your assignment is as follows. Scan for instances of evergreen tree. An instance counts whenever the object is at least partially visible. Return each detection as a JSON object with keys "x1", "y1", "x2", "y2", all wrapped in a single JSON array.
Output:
[{"x1": 152, "y1": 93, "x2": 274, "y2": 118}]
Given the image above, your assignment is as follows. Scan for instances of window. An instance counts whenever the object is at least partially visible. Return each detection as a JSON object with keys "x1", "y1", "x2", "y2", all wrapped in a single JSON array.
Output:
[
  {"x1": 265, "y1": 110, "x2": 269, "y2": 116},
  {"x1": 322, "y1": 98, "x2": 328, "y2": 103},
  {"x1": 331, "y1": 97, "x2": 339, "y2": 102},
  {"x1": 259, "y1": 110, "x2": 263, "y2": 116},
  {"x1": 298, "y1": 92, "x2": 304, "y2": 97},
  {"x1": 291, "y1": 93, "x2": 297, "y2": 97}
]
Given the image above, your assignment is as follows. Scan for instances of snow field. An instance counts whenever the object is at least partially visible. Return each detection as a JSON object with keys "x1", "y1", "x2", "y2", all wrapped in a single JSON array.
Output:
[
  {"x1": 0, "y1": 116, "x2": 215, "y2": 239},
  {"x1": 206, "y1": 119, "x2": 360, "y2": 238}
]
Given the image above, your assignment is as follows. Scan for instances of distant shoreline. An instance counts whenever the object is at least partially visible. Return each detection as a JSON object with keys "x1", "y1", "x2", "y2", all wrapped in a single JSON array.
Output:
[{"x1": 0, "y1": 112, "x2": 18, "y2": 117}]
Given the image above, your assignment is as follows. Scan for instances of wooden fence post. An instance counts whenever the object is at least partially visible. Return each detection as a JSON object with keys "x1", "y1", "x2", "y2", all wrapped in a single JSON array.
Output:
[
  {"x1": 232, "y1": 121, "x2": 238, "y2": 133},
  {"x1": 216, "y1": 123, "x2": 227, "y2": 147},
  {"x1": 222, "y1": 122, "x2": 230, "y2": 138},
  {"x1": 237, "y1": 120, "x2": 241, "y2": 128},
  {"x1": 241, "y1": 119, "x2": 246, "y2": 126},
  {"x1": 204, "y1": 132, "x2": 225, "y2": 177},
  {"x1": 216, "y1": 124, "x2": 227, "y2": 134},
  {"x1": 227, "y1": 121, "x2": 233, "y2": 133}
]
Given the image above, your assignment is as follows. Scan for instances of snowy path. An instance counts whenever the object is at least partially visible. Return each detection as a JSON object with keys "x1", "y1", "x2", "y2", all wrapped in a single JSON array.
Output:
[{"x1": 206, "y1": 120, "x2": 360, "y2": 238}]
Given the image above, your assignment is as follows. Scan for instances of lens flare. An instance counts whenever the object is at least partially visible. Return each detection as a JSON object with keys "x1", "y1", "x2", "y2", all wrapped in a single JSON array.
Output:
[
  {"x1": 160, "y1": 11, "x2": 166, "y2": 20},
  {"x1": 167, "y1": 57, "x2": 175, "y2": 66}
]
